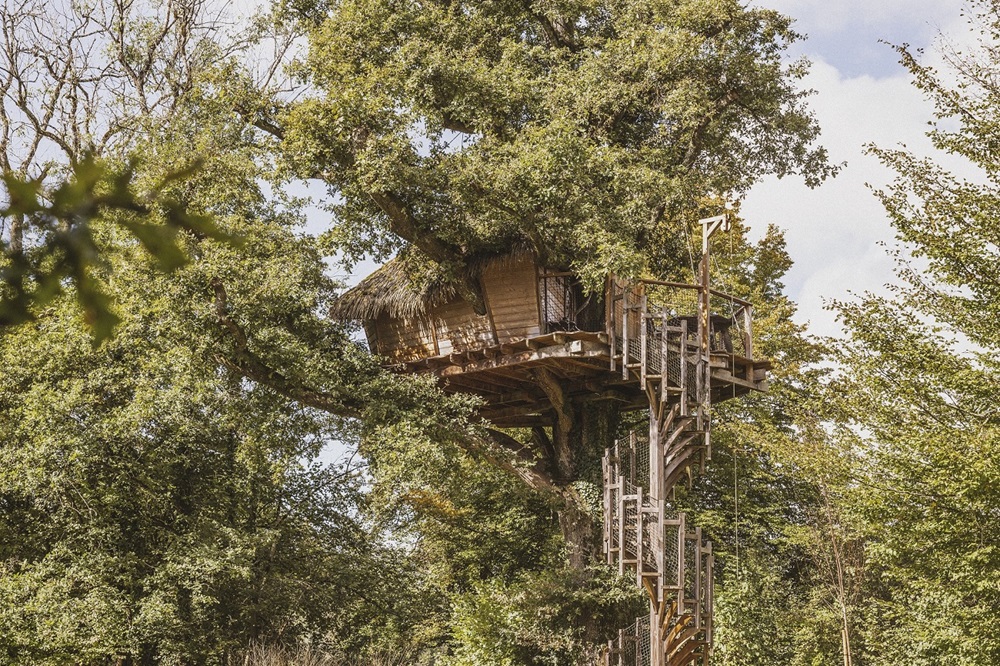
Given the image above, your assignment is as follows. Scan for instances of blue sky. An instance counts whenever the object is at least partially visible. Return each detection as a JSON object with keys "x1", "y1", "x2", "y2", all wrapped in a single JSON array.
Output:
[
  {"x1": 770, "y1": 0, "x2": 961, "y2": 78},
  {"x1": 743, "y1": 0, "x2": 970, "y2": 337}
]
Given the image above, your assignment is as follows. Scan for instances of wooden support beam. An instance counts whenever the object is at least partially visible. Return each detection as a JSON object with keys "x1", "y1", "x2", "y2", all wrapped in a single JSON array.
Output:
[{"x1": 437, "y1": 340, "x2": 608, "y2": 376}]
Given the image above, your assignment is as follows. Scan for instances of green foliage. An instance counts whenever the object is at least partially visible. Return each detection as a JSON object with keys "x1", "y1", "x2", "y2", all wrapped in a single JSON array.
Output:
[
  {"x1": 450, "y1": 567, "x2": 643, "y2": 666},
  {"x1": 279, "y1": 0, "x2": 836, "y2": 289},
  {"x1": 818, "y1": 2, "x2": 1000, "y2": 662},
  {"x1": 713, "y1": 554, "x2": 800, "y2": 666},
  {"x1": 0, "y1": 42, "x2": 439, "y2": 662},
  {"x1": 0, "y1": 229, "x2": 374, "y2": 664},
  {"x1": 0, "y1": 155, "x2": 233, "y2": 341}
]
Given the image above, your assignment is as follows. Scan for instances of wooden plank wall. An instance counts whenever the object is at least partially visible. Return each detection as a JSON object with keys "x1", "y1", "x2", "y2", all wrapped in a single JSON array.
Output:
[
  {"x1": 374, "y1": 313, "x2": 436, "y2": 362},
  {"x1": 430, "y1": 299, "x2": 495, "y2": 355},
  {"x1": 369, "y1": 254, "x2": 546, "y2": 361},
  {"x1": 482, "y1": 254, "x2": 542, "y2": 343}
]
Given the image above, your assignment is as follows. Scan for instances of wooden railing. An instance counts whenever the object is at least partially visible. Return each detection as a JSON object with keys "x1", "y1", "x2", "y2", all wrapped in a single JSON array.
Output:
[
  {"x1": 603, "y1": 434, "x2": 714, "y2": 666},
  {"x1": 606, "y1": 277, "x2": 755, "y2": 364}
]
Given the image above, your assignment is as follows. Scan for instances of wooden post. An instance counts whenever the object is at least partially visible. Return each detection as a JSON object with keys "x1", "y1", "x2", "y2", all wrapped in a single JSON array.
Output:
[
  {"x1": 635, "y1": 490, "x2": 644, "y2": 587},
  {"x1": 618, "y1": 480, "x2": 627, "y2": 575},
  {"x1": 658, "y1": 497, "x2": 666, "y2": 603},
  {"x1": 609, "y1": 279, "x2": 617, "y2": 371},
  {"x1": 640, "y1": 295, "x2": 648, "y2": 385},
  {"x1": 603, "y1": 453, "x2": 611, "y2": 563},
  {"x1": 742, "y1": 304, "x2": 753, "y2": 360},
  {"x1": 660, "y1": 309, "x2": 669, "y2": 406},
  {"x1": 677, "y1": 513, "x2": 687, "y2": 613},
  {"x1": 693, "y1": 526, "x2": 702, "y2": 628},
  {"x1": 704, "y1": 542, "x2": 714, "y2": 646},
  {"x1": 650, "y1": 406, "x2": 661, "y2": 501},
  {"x1": 679, "y1": 320, "x2": 688, "y2": 417},
  {"x1": 622, "y1": 289, "x2": 630, "y2": 380}
]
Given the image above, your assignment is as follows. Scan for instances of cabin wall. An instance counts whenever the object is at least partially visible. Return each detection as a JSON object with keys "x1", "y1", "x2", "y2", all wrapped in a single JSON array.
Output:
[
  {"x1": 482, "y1": 255, "x2": 542, "y2": 343},
  {"x1": 428, "y1": 299, "x2": 495, "y2": 355},
  {"x1": 365, "y1": 254, "x2": 612, "y2": 362},
  {"x1": 373, "y1": 313, "x2": 436, "y2": 362}
]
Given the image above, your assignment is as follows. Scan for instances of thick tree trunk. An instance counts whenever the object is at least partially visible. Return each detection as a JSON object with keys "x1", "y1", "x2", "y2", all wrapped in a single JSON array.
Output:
[
  {"x1": 549, "y1": 396, "x2": 620, "y2": 569},
  {"x1": 558, "y1": 489, "x2": 598, "y2": 570}
]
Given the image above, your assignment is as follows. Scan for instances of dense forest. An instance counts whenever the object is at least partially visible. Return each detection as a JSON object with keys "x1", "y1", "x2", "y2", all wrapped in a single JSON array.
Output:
[{"x1": 0, "y1": 0, "x2": 997, "y2": 665}]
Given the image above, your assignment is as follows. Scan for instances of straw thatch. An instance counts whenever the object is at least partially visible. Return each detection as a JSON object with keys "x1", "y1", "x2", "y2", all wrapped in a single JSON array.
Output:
[{"x1": 329, "y1": 259, "x2": 456, "y2": 321}]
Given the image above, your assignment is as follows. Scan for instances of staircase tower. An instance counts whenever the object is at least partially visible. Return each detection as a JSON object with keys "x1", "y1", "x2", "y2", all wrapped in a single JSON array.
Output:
[
  {"x1": 336, "y1": 215, "x2": 769, "y2": 666},
  {"x1": 602, "y1": 215, "x2": 764, "y2": 666}
]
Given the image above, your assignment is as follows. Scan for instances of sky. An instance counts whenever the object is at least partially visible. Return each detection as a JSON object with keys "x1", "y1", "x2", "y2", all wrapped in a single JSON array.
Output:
[{"x1": 741, "y1": 0, "x2": 970, "y2": 337}]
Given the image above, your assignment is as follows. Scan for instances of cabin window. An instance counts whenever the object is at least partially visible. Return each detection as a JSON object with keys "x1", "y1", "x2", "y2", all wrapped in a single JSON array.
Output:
[{"x1": 539, "y1": 272, "x2": 578, "y2": 332}]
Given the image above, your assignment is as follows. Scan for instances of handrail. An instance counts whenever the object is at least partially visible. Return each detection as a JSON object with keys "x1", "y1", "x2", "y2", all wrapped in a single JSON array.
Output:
[
  {"x1": 609, "y1": 276, "x2": 755, "y2": 362},
  {"x1": 631, "y1": 278, "x2": 752, "y2": 309},
  {"x1": 707, "y1": 288, "x2": 751, "y2": 309}
]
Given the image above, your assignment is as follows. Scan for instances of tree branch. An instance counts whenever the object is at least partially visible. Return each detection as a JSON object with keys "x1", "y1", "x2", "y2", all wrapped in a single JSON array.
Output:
[
  {"x1": 368, "y1": 190, "x2": 487, "y2": 314},
  {"x1": 519, "y1": 0, "x2": 577, "y2": 51},
  {"x1": 210, "y1": 277, "x2": 365, "y2": 418},
  {"x1": 681, "y1": 87, "x2": 741, "y2": 169},
  {"x1": 533, "y1": 367, "x2": 576, "y2": 481},
  {"x1": 482, "y1": 428, "x2": 561, "y2": 495}
]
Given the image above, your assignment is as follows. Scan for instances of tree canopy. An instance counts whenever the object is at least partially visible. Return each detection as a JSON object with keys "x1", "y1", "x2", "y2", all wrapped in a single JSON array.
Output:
[
  {"x1": 275, "y1": 0, "x2": 836, "y2": 303},
  {"x1": 4, "y1": 0, "x2": 999, "y2": 665}
]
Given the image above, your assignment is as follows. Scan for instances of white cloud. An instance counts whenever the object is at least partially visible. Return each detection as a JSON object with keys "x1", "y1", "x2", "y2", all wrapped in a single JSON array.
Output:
[
  {"x1": 741, "y1": 60, "x2": 939, "y2": 338},
  {"x1": 762, "y1": 0, "x2": 958, "y2": 35},
  {"x1": 744, "y1": 0, "x2": 991, "y2": 343}
]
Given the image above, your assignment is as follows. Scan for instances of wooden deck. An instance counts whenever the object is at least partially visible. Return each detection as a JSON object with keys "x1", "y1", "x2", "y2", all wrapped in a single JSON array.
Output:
[{"x1": 392, "y1": 331, "x2": 769, "y2": 428}]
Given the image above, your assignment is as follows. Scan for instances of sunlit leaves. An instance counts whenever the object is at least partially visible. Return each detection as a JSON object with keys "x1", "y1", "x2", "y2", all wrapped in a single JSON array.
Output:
[{"x1": 0, "y1": 155, "x2": 236, "y2": 342}]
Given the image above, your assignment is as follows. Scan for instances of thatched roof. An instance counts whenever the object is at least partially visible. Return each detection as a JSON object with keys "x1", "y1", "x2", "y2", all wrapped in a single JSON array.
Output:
[
  {"x1": 331, "y1": 249, "x2": 537, "y2": 321},
  {"x1": 329, "y1": 259, "x2": 458, "y2": 321}
]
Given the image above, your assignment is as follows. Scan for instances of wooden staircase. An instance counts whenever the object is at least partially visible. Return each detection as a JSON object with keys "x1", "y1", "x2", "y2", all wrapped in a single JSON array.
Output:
[{"x1": 601, "y1": 277, "x2": 765, "y2": 666}]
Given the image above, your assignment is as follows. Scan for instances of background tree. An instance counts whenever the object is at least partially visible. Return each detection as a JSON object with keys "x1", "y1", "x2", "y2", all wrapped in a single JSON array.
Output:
[
  {"x1": 0, "y1": 0, "x2": 294, "y2": 335},
  {"x1": 821, "y1": 1, "x2": 1000, "y2": 662},
  {"x1": 0, "y1": 2, "x2": 446, "y2": 662}
]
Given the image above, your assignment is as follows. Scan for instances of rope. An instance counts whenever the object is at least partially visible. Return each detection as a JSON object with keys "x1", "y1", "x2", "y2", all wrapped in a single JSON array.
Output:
[{"x1": 734, "y1": 443, "x2": 740, "y2": 584}]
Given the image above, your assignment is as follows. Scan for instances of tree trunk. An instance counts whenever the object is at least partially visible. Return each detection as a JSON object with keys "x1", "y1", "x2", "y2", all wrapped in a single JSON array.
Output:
[
  {"x1": 10, "y1": 213, "x2": 23, "y2": 255},
  {"x1": 550, "y1": 397, "x2": 620, "y2": 569},
  {"x1": 558, "y1": 490, "x2": 599, "y2": 570}
]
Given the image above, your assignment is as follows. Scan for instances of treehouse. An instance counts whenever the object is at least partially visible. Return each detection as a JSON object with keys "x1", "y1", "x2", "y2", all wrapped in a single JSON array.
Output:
[
  {"x1": 335, "y1": 221, "x2": 771, "y2": 666},
  {"x1": 332, "y1": 250, "x2": 769, "y2": 428}
]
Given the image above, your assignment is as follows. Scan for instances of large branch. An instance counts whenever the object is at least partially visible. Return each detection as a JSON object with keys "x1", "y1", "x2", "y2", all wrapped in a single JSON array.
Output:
[
  {"x1": 441, "y1": 111, "x2": 476, "y2": 135},
  {"x1": 681, "y1": 88, "x2": 741, "y2": 169},
  {"x1": 482, "y1": 428, "x2": 560, "y2": 495},
  {"x1": 211, "y1": 278, "x2": 366, "y2": 418},
  {"x1": 534, "y1": 367, "x2": 576, "y2": 481},
  {"x1": 518, "y1": 0, "x2": 577, "y2": 51},
  {"x1": 368, "y1": 190, "x2": 487, "y2": 314}
]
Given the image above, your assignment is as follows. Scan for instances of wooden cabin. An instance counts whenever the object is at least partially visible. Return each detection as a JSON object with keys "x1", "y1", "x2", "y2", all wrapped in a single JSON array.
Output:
[
  {"x1": 333, "y1": 252, "x2": 604, "y2": 363},
  {"x1": 333, "y1": 252, "x2": 768, "y2": 426}
]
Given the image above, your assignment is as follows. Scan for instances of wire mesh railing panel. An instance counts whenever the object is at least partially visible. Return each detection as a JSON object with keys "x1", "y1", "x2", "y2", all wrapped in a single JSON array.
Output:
[
  {"x1": 636, "y1": 615, "x2": 652, "y2": 666},
  {"x1": 607, "y1": 485, "x2": 620, "y2": 558},
  {"x1": 663, "y1": 517, "x2": 683, "y2": 591},
  {"x1": 623, "y1": 499, "x2": 639, "y2": 557},
  {"x1": 641, "y1": 511, "x2": 659, "y2": 571},
  {"x1": 684, "y1": 535, "x2": 698, "y2": 614},
  {"x1": 630, "y1": 435, "x2": 650, "y2": 492},
  {"x1": 627, "y1": 338, "x2": 642, "y2": 369}
]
